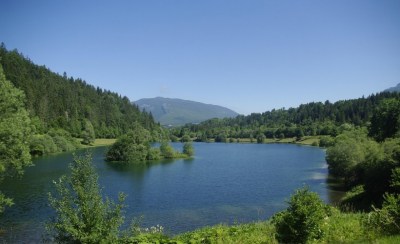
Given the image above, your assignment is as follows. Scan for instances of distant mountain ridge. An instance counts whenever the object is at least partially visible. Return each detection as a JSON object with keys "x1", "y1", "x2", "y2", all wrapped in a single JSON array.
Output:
[
  {"x1": 385, "y1": 83, "x2": 400, "y2": 93},
  {"x1": 134, "y1": 97, "x2": 239, "y2": 126}
]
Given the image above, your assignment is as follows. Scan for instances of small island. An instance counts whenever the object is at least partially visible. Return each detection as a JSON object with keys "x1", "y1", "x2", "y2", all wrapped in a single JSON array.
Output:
[{"x1": 105, "y1": 123, "x2": 194, "y2": 163}]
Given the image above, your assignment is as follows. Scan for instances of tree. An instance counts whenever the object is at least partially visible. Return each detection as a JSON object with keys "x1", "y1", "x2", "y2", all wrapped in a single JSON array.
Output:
[
  {"x1": 181, "y1": 134, "x2": 191, "y2": 142},
  {"x1": 369, "y1": 98, "x2": 400, "y2": 142},
  {"x1": 47, "y1": 153, "x2": 126, "y2": 243},
  {"x1": 0, "y1": 64, "x2": 32, "y2": 213},
  {"x1": 326, "y1": 138, "x2": 365, "y2": 178},
  {"x1": 106, "y1": 124, "x2": 152, "y2": 163},
  {"x1": 256, "y1": 133, "x2": 266, "y2": 143},
  {"x1": 160, "y1": 141, "x2": 175, "y2": 158},
  {"x1": 273, "y1": 187, "x2": 329, "y2": 244},
  {"x1": 81, "y1": 119, "x2": 95, "y2": 145},
  {"x1": 183, "y1": 142, "x2": 194, "y2": 157}
]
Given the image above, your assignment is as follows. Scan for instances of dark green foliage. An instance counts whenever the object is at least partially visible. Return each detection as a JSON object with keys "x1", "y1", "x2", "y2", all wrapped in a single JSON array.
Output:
[
  {"x1": 273, "y1": 187, "x2": 330, "y2": 244},
  {"x1": 81, "y1": 119, "x2": 95, "y2": 145},
  {"x1": 0, "y1": 45, "x2": 161, "y2": 139},
  {"x1": 391, "y1": 168, "x2": 400, "y2": 192},
  {"x1": 174, "y1": 93, "x2": 400, "y2": 141},
  {"x1": 183, "y1": 142, "x2": 194, "y2": 157},
  {"x1": 47, "y1": 153, "x2": 126, "y2": 243},
  {"x1": 319, "y1": 136, "x2": 335, "y2": 147},
  {"x1": 106, "y1": 123, "x2": 152, "y2": 163},
  {"x1": 364, "y1": 193, "x2": 400, "y2": 235},
  {"x1": 147, "y1": 148, "x2": 162, "y2": 160},
  {"x1": 327, "y1": 130, "x2": 400, "y2": 209},
  {"x1": 29, "y1": 134, "x2": 58, "y2": 155},
  {"x1": 215, "y1": 133, "x2": 227, "y2": 143},
  {"x1": 29, "y1": 129, "x2": 78, "y2": 156},
  {"x1": 169, "y1": 134, "x2": 179, "y2": 142},
  {"x1": 160, "y1": 141, "x2": 176, "y2": 158},
  {"x1": 0, "y1": 64, "x2": 32, "y2": 213},
  {"x1": 369, "y1": 98, "x2": 400, "y2": 142},
  {"x1": 256, "y1": 133, "x2": 266, "y2": 143},
  {"x1": 181, "y1": 134, "x2": 191, "y2": 142}
]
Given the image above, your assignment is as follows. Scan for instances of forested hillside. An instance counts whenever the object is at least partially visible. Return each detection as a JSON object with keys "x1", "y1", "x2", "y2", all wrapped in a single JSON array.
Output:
[
  {"x1": 175, "y1": 92, "x2": 400, "y2": 141},
  {"x1": 0, "y1": 44, "x2": 161, "y2": 139}
]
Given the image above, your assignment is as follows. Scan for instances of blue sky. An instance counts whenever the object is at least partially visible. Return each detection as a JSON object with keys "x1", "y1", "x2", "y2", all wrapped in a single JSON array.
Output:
[{"x1": 1, "y1": 0, "x2": 399, "y2": 114}]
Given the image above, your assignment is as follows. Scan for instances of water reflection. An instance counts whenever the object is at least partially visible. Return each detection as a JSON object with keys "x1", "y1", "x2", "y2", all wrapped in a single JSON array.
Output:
[{"x1": 1, "y1": 143, "x2": 340, "y2": 242}]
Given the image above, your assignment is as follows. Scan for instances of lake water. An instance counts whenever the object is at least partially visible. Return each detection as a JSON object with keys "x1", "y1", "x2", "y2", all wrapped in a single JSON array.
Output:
[{"x1": 0, "y1": 143, "x2": 339, "y2": 242}]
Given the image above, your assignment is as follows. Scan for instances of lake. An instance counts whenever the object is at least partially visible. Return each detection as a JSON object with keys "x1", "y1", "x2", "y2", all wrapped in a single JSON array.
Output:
[{"x1": 0, "y1": 143, "x2": 340, "y2": 242}]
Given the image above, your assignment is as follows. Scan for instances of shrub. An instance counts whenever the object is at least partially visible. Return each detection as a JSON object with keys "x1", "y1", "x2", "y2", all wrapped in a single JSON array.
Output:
[
  {"x1": 160, "y1": 141, "x2": 175, "y2": 158},
  {"x1": 257, "y1": 133, "x2": 266, "y2": 143},
  {"x1": 29, "y1": 134, "x2": 58, "y2": 155},
  {"x1": 147, "y1": 148, "x2": 161, "y2": 160},
  {"x1": 183, "y1": 142, "x2": 194, "y2": 157},
  {"x1": 181, "y1": 134, "x2": 191, "y2": 142},
  {"x1": 106, "y1": 127, "x2": 152, "y2": 163},
  {"x1": 364, "y1": 193, "x2": 400, "y2": 235},
  {"x1": 319, "y1": 136, "x2": 335, "y2": 148},
  {"x1": 273, "y1": 187, "x2": 329, "y2": 243},
  {"x1": 47, "y1": 153, "x2": 126, "y2": 243}
]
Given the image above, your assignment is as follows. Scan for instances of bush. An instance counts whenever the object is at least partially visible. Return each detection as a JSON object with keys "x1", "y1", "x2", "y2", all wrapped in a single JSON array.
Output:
[
  {"x1": 319, "y1": 136, "x2": 335, "y2": 148},
  {"x1": 147, "y1": 148, "x2": 161, "y2": 160},
  {"x1": 160, "y1": 141, "x2": 176, "y2": 158},
  {"x1": 183, "y1": 142, "x2": 194, "y2": 157},
  {"x1": 257, "y1": 133, "x2": 266, "y2": 143},
  {"x1": 273, "y1": 187, "x2": 329, "y2": 243},
  {"x1": 181, "y1": 134, "x2": 191, "y2": 142},
  {"x1": 29, "y1": 134, "x2": 58, "y2": 155},
  {"x1": 364, "y1": 193, "x2": 400, "y2": 235},
  {"x1": 47, "y1": 153, "x2": 126, "y2": 243},
  {"x1": 106, "y1": 127, "x2": 152, "y2": 163}
]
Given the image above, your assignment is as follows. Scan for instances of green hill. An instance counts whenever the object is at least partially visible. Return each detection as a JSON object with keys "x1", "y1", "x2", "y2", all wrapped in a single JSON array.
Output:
[{"x1": 134, "y1": 97, "x2": 239, "y2": 126}]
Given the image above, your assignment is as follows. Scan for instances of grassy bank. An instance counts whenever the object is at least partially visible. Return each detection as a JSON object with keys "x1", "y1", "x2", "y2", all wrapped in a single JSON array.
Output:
[
  {"x1": 79, "y1": 138, "x2": 117, "y2": 148},
  {"x1": 128, "y1": 211, "x2": 400, "y2": 243}
]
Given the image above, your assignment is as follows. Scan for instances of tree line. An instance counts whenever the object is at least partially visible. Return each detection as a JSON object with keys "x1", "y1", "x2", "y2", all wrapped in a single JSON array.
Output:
[{"x1": 173, "y1": 92, "x2": 400, "y2": 142}]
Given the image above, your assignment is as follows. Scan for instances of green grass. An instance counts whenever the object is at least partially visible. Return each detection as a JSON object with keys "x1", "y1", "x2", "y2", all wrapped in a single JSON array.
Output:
[
  {"x1": 173, "y1": 222, "x2": 278, "y2": 244},
  {"x1": 126, "y1": 210, "x2": 397, "y2": 243},
  {"x1": 297, "y1": 136, "x2": 320, "y2": 146},
  {"x1": 375, "y1": 235, "x2": 400, "y2": 244},
  {"x1": 78, "y1": 138, "x2": 116, "y2": 148}
]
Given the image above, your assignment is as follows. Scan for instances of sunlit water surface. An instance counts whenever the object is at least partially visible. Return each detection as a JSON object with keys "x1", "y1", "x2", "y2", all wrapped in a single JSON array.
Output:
[{"x1": 0, "y1": 143, "x2": 341, "y2": 242}]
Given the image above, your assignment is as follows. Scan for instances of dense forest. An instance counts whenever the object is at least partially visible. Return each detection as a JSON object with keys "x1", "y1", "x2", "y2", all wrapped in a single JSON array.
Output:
[
  {"x1": 0, "y1": 43, "x2": 162, "y2": 140},
  {"x1": 173, "y1": 92, "x2": 400, "y2": 141}
]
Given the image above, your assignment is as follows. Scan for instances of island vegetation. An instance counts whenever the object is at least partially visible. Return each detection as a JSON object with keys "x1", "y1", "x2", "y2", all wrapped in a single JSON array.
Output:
[{"x1": 105, "y1": 122, "x2": 194, "y2": 163}]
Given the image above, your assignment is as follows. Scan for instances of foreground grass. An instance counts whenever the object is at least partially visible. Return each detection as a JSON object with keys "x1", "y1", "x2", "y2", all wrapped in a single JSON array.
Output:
[
  {"x1": 173, "y1": 222, "x2": 277, "y2": 244},
  {"x1": 125, "y1": 210, "x2": 400, "y2": 243}
]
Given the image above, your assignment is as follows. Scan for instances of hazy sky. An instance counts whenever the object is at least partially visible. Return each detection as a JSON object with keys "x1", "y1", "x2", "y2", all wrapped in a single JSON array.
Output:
[{"x1": 1, "y1": 0, "x2": 399, "y2": 114}]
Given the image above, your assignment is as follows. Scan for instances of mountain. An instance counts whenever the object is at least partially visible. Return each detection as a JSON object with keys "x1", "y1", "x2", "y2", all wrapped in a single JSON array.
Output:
[
  {"x1": 385, "y1": 83, "x2": 400, "y2": 92},
  {"x1": 134, "y1": 97, "x2": 239, "y2": 126}
]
